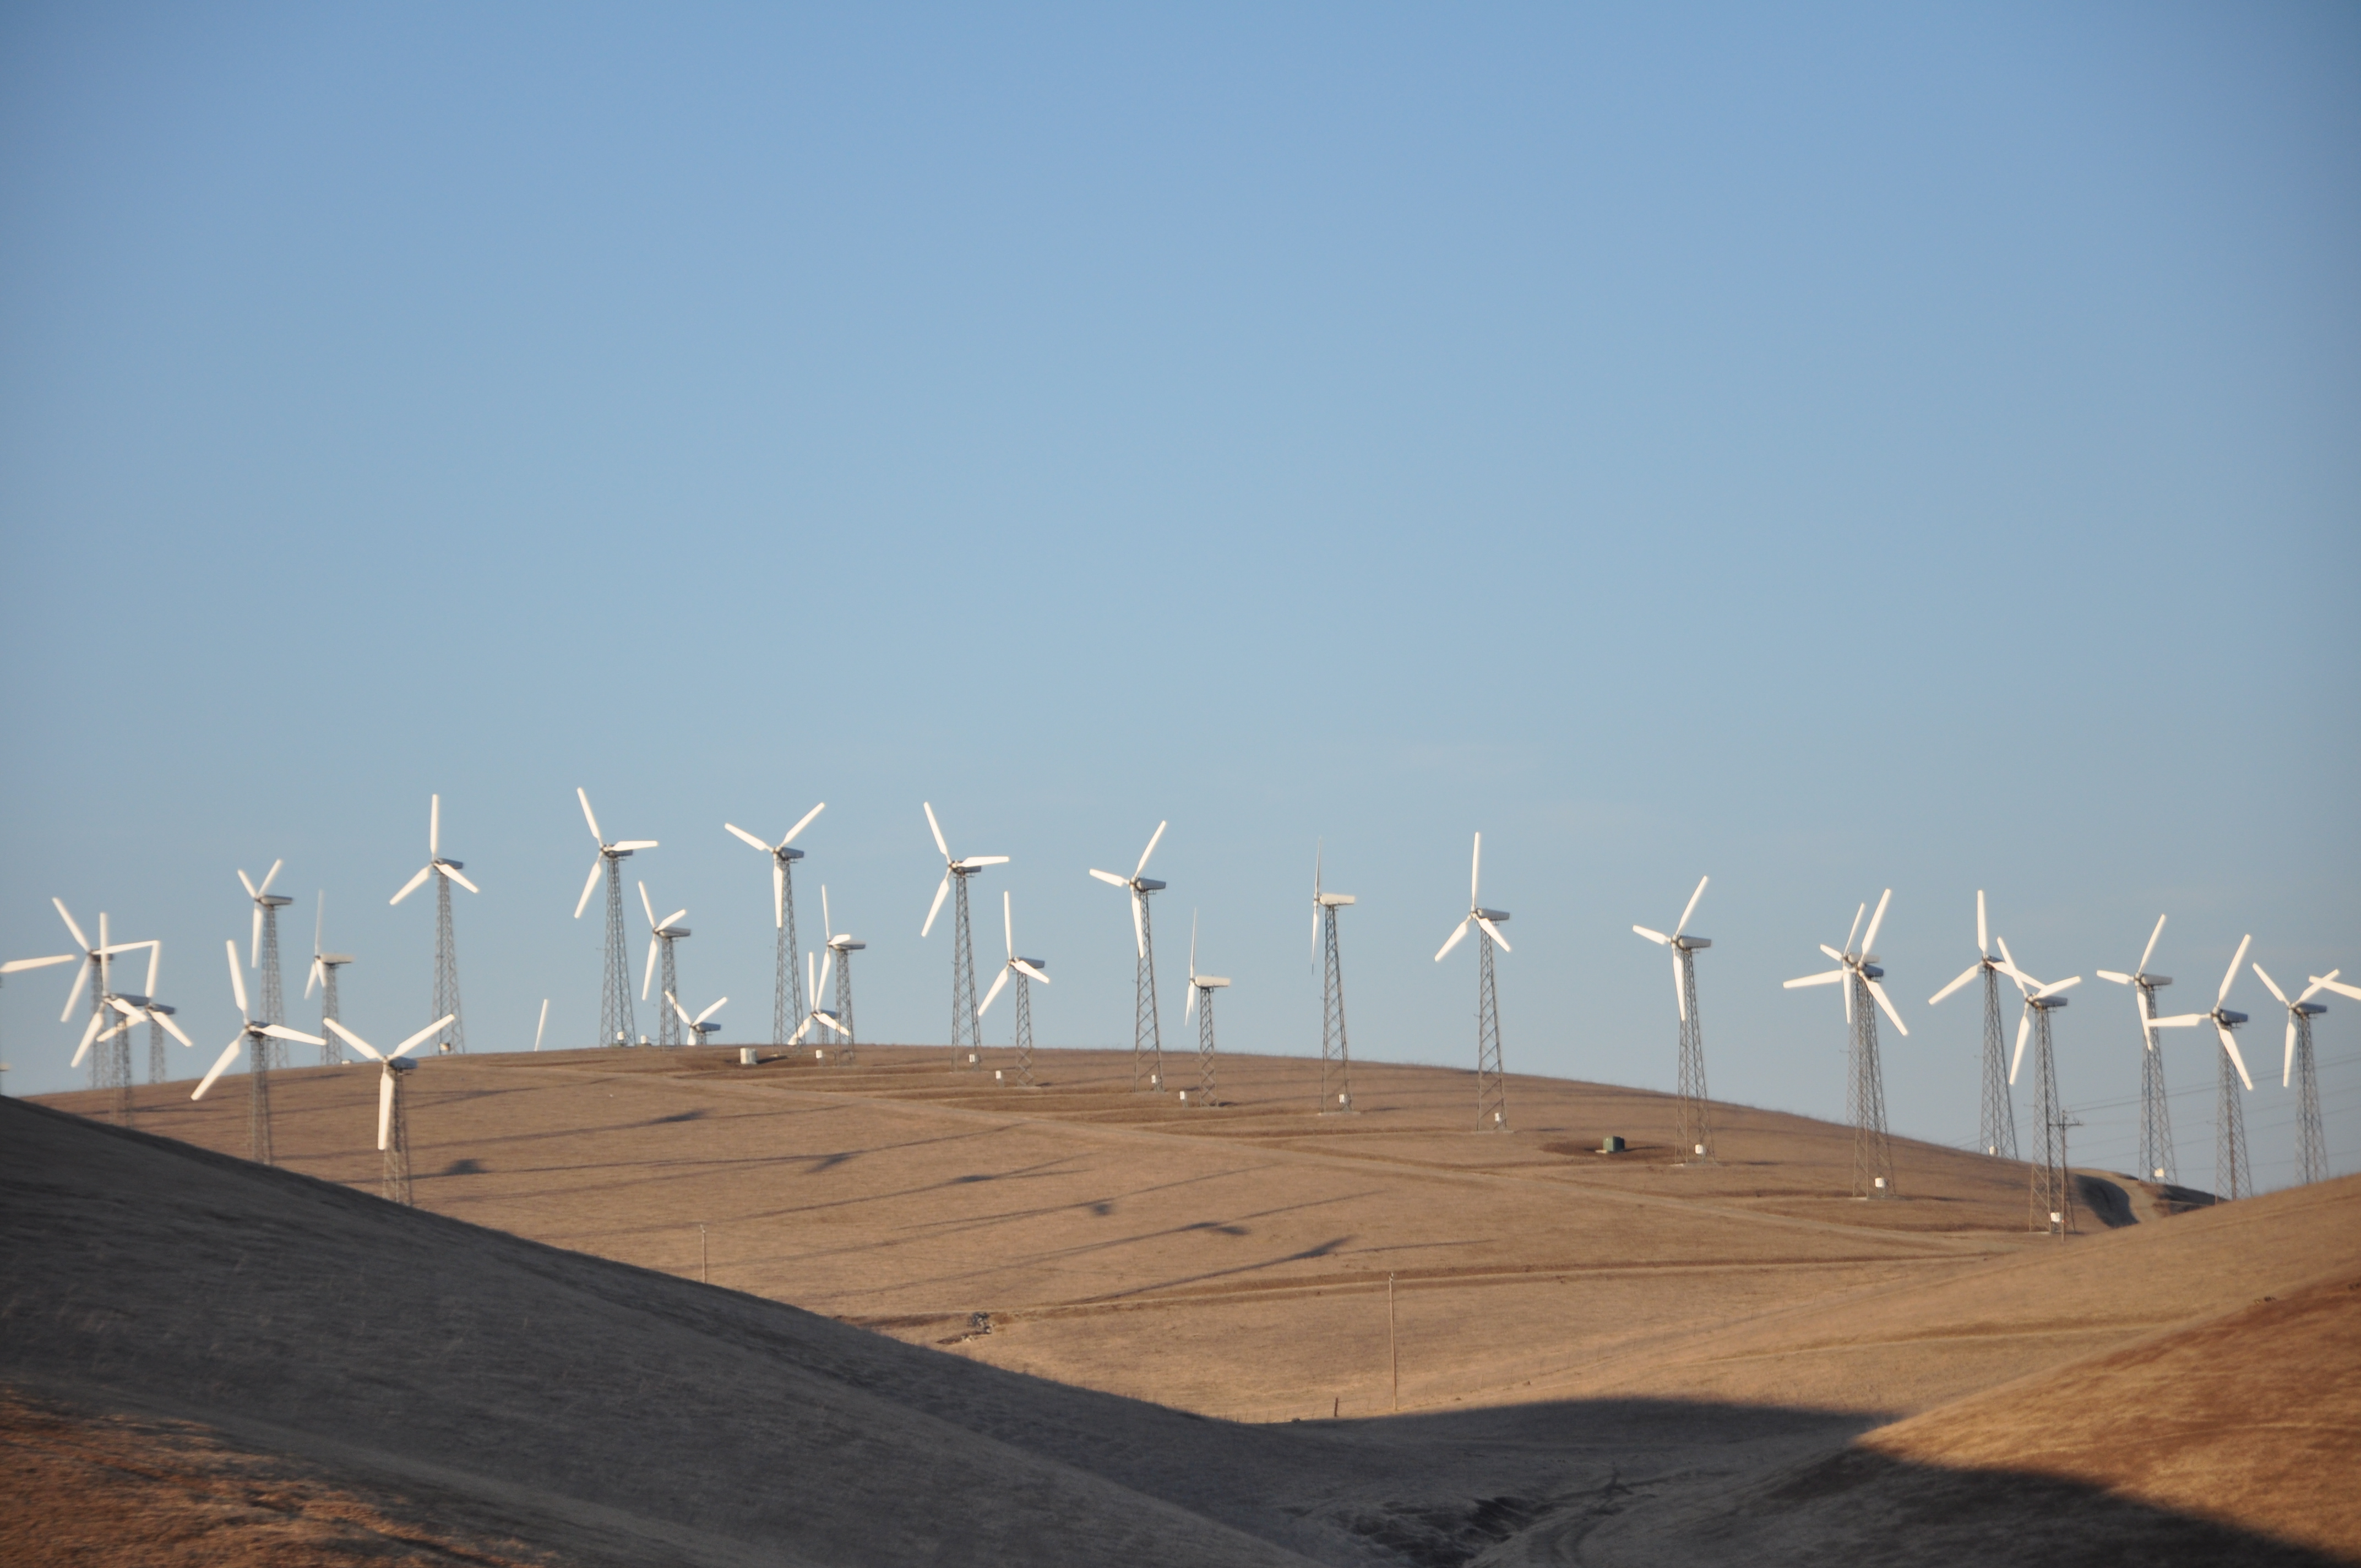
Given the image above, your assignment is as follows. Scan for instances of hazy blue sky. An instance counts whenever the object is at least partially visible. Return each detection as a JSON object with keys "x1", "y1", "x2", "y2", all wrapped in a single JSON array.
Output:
[{"x1": 4, "y1": 4, "x2": 2355, "y2": 1193}]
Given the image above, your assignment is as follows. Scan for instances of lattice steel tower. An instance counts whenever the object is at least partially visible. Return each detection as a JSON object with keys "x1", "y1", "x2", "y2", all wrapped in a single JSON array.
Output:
[
  {"x1": 1185, "y1": 911, "x2": 1226, "y2": 1107},
  {"x1": 726, "y1": 806, "x2": 825, "y2": 1048},
  {"x1": 238, "y1": 863, "x2": 293, "y2": 1165},
  {"x1": 2016, "y1": 989, "x2": 2073, "y2": 1235},
  {"x1": 2096, "y1": 913, "x2": 2175, "y2": 1181},
  {"x1": 639, "y1": 883, "x2": 690, "y2": 1049},
  {"x1": 1313, "y1": 845, "x2": 1357, "y2": 1114},
  {"x1": 2251, "y1": 962, "x2": 2336, "y2": 1189},
  {"x1": 922, "y1": 803, "x2": 1009, "y2": 1072},
  {"x1": 1785, "y1": 890, "x2": 1907, "y2": 1199},
  {"x1": 828, "y1": 932, "x2": 862, "y2": 1061},
  {"x1": 1929, "y1": 893, "x2": 2022, "y2": 1163},
  {"x1": 1634, "y1": 875, "x2": 1714, "y2": 1160},
  {"x1": 1438, "y1": 834, "x2": 1514, "y2": 1133},
  {"x1": 1091, "y1": 821, "x2": 1170, "y2": 1093},
  {"x1": 981, "y1": 891, "x2": 1051, "y2": 1088},
  {"x1": 574, "y1": 789, "x2": 659, "y2": 1048},
  {"x1": 2150, "y1": 935, "x2": 2256, "y2": 1202}
]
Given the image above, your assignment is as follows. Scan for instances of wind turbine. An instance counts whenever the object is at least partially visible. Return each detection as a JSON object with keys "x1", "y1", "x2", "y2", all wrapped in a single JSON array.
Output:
[
  {"x1": 1633, "y1": 874, "x2": 1712, "y2": 1161},
  {"x1": 1783, "y1": 890, "x2": 1907, "y2": 1199},
  {"x1": 788, "y1": 949, "x2": 847, "y2": 1049},
  {"x1": 820, "y1": 886, "x2": 864, "y2": 1061},
  {"x1": 237, "y1": 859, "x2": 294, "y2": 1034},
  {"x1": 724, "y1": 802, "x2": 825, "y2": 1047},
  {"x1": 95, "y1": 942, "x2": 193, "y2": 1090},
  {"x1": 666, "y1": 990, "x2": 728, "y2": 1049},
  {"x1": 48, "y1": 899, "x2": 153, "y2": 1090},
  {"x1": 193, "y1": 938, "x2": 324, "y2": 1168},
  {"x1": 1090, "y1": 821, "x2": 1168, "y2": 1093},
  {"x1": 922, "y1": 803, "x2": 1008, "y2": 1071},
  {"x1": 324, "y1": 1014, "x2": 453, "y2": 1206},
  {"x1": 2094, "y1": 914, "x2": 2176, "y2": 1181},
  {"x1": 1928, "y1": 892, "x2": 2019, "y2": 1163},
  {"x1": 1184, "y1": 911, "x2": 1227, "y2": 1107},
  {"x1": 1435, "y1": 834, "x2": 1514, "y2": 1133},
  {"x1": 390, "y1": 794, "x2": 476, "y2": 1055},
  {"x1": 2149, "y1": 936, "x2": 2255, "y2": 1201},
  {"x1": 1993, "y1": 941, "x2": 2081, "y2": 1236},
  {"x1": 978, "y1": 890, "x2": 1049, "y2": 1088},
  {"x1": 305, "y1": 892, "x2": 356, "y2": 1068},
  {"x1": 638, "y1": 883, "x2": 690, "y2": 1047},
  {"x1": 2252, "y1": 962, "x2": 2335, "y2": 1188},
  {"x1": 1311, "y1": 842, "x2": 1357, "y2": 1114},
  {"x1": 573, "y1": 788, "x2": 659, "y2": 1047}
]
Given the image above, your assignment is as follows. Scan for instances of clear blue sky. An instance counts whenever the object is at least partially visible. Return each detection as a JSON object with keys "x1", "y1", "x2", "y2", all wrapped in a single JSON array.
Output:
[{"x1": 4, "y1": 4, "x2": 2355, "y2": 1192}]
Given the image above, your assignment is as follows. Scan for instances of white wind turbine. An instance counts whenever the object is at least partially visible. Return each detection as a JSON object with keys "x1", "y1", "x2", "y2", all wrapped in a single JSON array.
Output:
[
  {"x1": 573, "y1": 788, "x2": 659, "y2": 1048},
  {"x1": 1183, "y1": 911, "x2": 1227, "y2": 1107},
  {"x1": 978, "y1": 890, "x2": 1049, "y2": 1087},
  {"x1": 638, "y1": 882, "x2": 691, "y2": 1046},
  {"x1": 390, "y1": 794, "x2": 477, "y2": 1055},
  {"x1": 820, "y1": 886, "x2": 864, "y2": 1060},
  {"x1": 48, "y1": 899, "x2": 153, "y2": 1077},
  {"x1": 1992, "y1": 940, "x2": 2081, "y2": 1236},
  {"x1": 324, "y1": 1012, "x2": 453, "y2": 1207},
  {"x1": 724, "y1": 802, "x2": 825, "y2": 1047},
  {"x1": 2149, "y1": 935, "x2": 2255, "y2": 1200},
  {"x1": 1928, "y1": 891, "x2": 2019, "y2": 1162},
  {"x1": 665, "y1": 990, "x2": 728, "y2": 1048},
  {"x1": 305, "y1": 893, "x2": 357, "y2": 1068},
  {"x1": 1091, "y1": 821, "x2": 1170, "y2": 1093},
  {"x1": 2251, "y1": 961, "x2": 2335, "y2": 1188},
  {"x1": 1438, "y1": 833, "x2": 1513, "y2": 1132},
  {"x1": 87, "y1": 942, "x2": 193, "y2": 1091},
  {"x1": 1310, "y1": 843, "x2": 1358, "y2": 1113},
  {"x1": 194, "y1": 938, "x2": 324, "y2": 1111},
  {"x1": 1633, "y1": 874, "x2": 1711, "y2": 1160},
  {"x1": 2095, "y1": 913, "x2": 2176, "y2": 1181},
  {"x1": 788, "y1": 949, "x2": 847, "y2": 1049},
  {"x1": 1783, "y1": 889, "x2": 1907, "y2": 1198},
  {"x1": 922, "y1": 803, "x2": 1009, "y2": 1071}
]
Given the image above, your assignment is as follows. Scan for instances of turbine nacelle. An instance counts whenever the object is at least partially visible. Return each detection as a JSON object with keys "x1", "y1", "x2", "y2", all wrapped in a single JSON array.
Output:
[
  {"x1": 1135, "y1": 877, "x2": 1167, "y2": 893},
  {"x1": 2215, "y1": 1008, "x2": 2249, "y2": 1027}
]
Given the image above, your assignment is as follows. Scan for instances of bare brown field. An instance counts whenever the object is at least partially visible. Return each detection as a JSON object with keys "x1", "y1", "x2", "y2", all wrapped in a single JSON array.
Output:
[{"x1": 12, "y1": 1044, "x2": 2357, "y2": 1565}]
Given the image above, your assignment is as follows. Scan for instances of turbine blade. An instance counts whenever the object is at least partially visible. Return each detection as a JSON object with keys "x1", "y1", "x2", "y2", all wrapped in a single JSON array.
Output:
[
  {"x1": 922, "y1": 873, "x2": 950, "y2": 937},
  {"x1": 1188, "y1": 910, "x2": 1198, "y2": 980},
  {"x1": 613, "y1": 840, "x2": 659, "y2": 851},
  {"x1": 1929, "y1": 963, "x2": 1981, "y2": 1006},
  {"x1": 924, "y1": 801, "x2": 949, "y2": 859},
  {"x1": 260, "y1": 1024, "x2": 324, "y2": 1046},
  {"x1": 1477, "y1": 916, "x2": 1511, "y2": 952},
  {"x1": 670, "y1": 990, "x2": 693, "y2": 1027},
  {"x1": 2218, "y1": 1022, "x2": 2253, "y2": 1091},
  {"x1": 1470, "y1": 832, "x2": 1482, "y2": 906},
  {"x1": 1130, "y1": 890, "x2": 1146, "y2": 959},
  {"x1": 193, "y1": 1039, "x2": 242, "y2": 1099},
  {"x1": 0, "y1": 954, "x2": 74, "y2": 974},
  {"x1": 390, "y1": 865, "x2": 433, "y2": 906},
  {"x1": 2285, "y1": 1019, "x2": 2297, "y2": 1088},
  {"x1": 2034, "y1": 976, "x2": 2081, "y2": 999},
  {"x1": 1783, "y1": 970, "x2": 1846, "y2": 988},
  {"x1": 429, "y1": 794, "x2": 440, "y2": 857},
  {"x1": 2308, "y1": 976, "x2": 2361, "y2": 1003},
  {"x1": 1013, "y1": 960, "x2": 1049, "y2": 984},
  {"x1": 2011, "y1": 1010, "x2": 2030, "y2": 1083},
  {"x1": 1862, "y1": 889, "x2": 1892, "y2": 956},
  {"x1": 2297, "y1": 970, "x2": 2336, "y2": 1003},
  {"x1": 2219, "y1": 935, "x2": 2250, "y2": 1006},
  {"x1": 2138, "y1": 912, "x2": 2166, "y2": 975},
  {"x1": 1436, "y1": 919, "x2": 1470, "y2": 962},
  {"x1": 379, "y1": 1071, "x2": 395, "y2": 1150},
  {"x1": 816, "y1": 950, "x2": 833, "y2": 1004},
  {"x1": 697, "y1": 998, "x2": 725, "y2": 1026},
  {"x1": 59, "y1": 959, "x2": 90, "y2": 1022},
  {"x1": 639, "y1": 880, "x2": 657, "y2": 929},
  {"x1": 821, "y1": 885, "x2": 832, "y2": 940},
  {"x1": 1088, "y1": 869, "x2": 1129, "y2": 888},
  {"x1": 1185, "y1": 984, "x2": 1195, "y2": 1022},
  {"x1": 1845, "y1": 903, "x2": 1864, "y2": 956},
  {"x1": 643, "y1": 936, "x2": 659, "y2": 1000},
  {"x1": 1633, "y1": 925, "x2": 1669, "y2": 945},
  {"x1": 1135, "y1": 820, "x2": 1167, "y2": 878},
  {"x1": 313, "y1": 896, "x2": 324, "y2": 956},
  {"x1": 1675, "y1": 875, "x2": 1707, "y2": 939},
  {"x1": 773, "y1": 861, "x2": 786, "y2": 930},
  {"x1": 258, "y1": 859, "x2": 282, "y2": 896},
  {"x1": 724, "y1": 821, "x2": 770, "y2": 852},
  {"x1": 1820, "y1": 944, "x2": 1845, "y2": 963},
  {"x1": 225, "y1": 939, "x2": 249, "y2": 1017},
  {"x1": 978, "y1": 967, "x2": 1010, "y2": 1017},
  {"x1": 1673, "y1": 950, "x2": 1686, "y2": 1021},
  {"x1": 534, "y1": 998, "x2": 549, "y2": 1052},
  {"x1": 578, "y1": 787, "x2": 603, "y2": 844},
  {"x1": 2096, "y1": 970, "x2": 2132, "y2": 985},
  {"x1": 391, "y1": 1015, "x2": 454, "y2": 1057},
  {"x1": 51, "y1": 898, "x2": 90, "y2": 951},
  {"x1": 575, "y1": 858, "x2": 605, "y2": 919},
  {"x1": 156, "y1": 1010, "x2": 193, "y2": 1047},
  {"x1": 782, "y1": 801, "x2": 825, "y2": 845},
  {"x1": 1004, "y1": 889, "x2": 1014, "y2": 960},
  {"x1": 72, "y1": 1008, "x2": 105, "y2": 1067},
  {"x1": 1976, "y1": 889, "x2": 1988, "y2": 957},
  {"x1": 251, "y1": 906, "x2": 262, "y2": 968},
  {"x1": 236, "y1": 868, "x2": 258, "y2": 901},
  {"x1": 327, "y1": 1019, "x2": 379, "y2": 1060},
  {"x1": 2251, "y1": 962, "x2": 2288, "y2": 1008},
  {"x1": 1867, "y1": 978, "x2": 1907, "y2": 1036},
  {"x1": 440, "y1": 865, "x2": 480, "y2": 895},
  {"x1": 2147, "y1": 1013, "x2": 2206, "y2": 1028},
  {"x1": 305, "y1": 956, "x2": 320, "y2": 999},
  {"x1": 959, "y1": 856, "x2": 1009, "y2": 868}
]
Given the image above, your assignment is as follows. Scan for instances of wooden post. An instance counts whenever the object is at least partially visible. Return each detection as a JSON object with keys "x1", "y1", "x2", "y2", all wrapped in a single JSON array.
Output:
[
  {"x1": 1389, "y1": 1272, "x2": 1399, "y2": 1411},
  {"x1": 700, "y1": 1224, "x2": 709, "y2": 1284}
]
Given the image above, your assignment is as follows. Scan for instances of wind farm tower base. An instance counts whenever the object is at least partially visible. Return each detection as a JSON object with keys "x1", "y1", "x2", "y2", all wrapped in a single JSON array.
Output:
[
  {"x1": 1320, "y1": 902, "x2": 1354, "y2": 1114},
  {"x1": 1475, "y1": 928, "x2": 1508, "y2": 1133},
  {"x1": 1979, "y1": 968, "x2": 2018, "y2": 1161}
]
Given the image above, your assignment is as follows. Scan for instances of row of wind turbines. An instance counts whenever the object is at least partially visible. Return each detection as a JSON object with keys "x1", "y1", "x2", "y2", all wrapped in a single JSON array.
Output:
[{"x1": 10, "y1": 788, "x2": 2344, "y2": 1224}]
